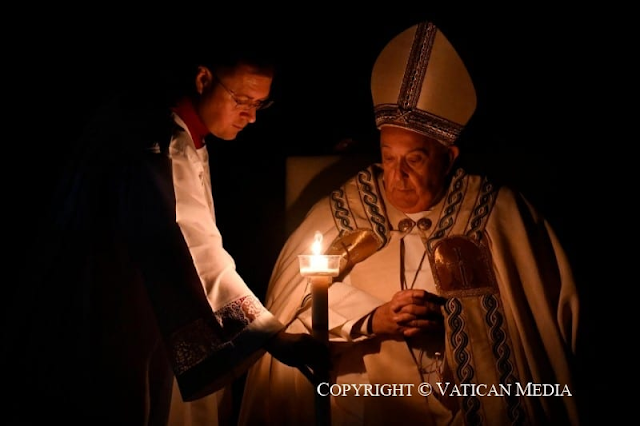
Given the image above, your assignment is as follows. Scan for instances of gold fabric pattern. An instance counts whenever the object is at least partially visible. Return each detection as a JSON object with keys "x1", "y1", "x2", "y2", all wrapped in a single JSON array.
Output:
[
  {"x1": 398, "y1": 22, "x2": 436, "y2": 111},
  {"x1": 326, "y1": 228, "x2": 383, "y2": 280},
  {"x1": 374, "y1": 105, "x2": 463, "y2": 146},
  {"x1": 433, "y1": 236, "x2": 498, "y2": 297}
]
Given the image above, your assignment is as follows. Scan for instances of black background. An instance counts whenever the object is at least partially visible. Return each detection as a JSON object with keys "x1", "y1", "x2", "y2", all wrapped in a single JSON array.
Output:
[
  {"x1": 12, "y1": 4, "x2": 599, "y2": 423},
  {"x1": 24, "y1": 7, "x2": 593, "y2": 286}
]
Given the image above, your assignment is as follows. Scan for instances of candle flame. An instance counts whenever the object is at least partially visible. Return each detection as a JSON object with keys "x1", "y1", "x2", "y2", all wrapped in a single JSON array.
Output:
[{"x1": 311, "y1": 231, "x2": 323, "y2": 255}]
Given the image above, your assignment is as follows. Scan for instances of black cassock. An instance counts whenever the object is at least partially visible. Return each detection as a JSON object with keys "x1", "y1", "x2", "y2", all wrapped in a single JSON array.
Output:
[{"x1": 5, "y1": 92, "x2": 253, "y2": 425}]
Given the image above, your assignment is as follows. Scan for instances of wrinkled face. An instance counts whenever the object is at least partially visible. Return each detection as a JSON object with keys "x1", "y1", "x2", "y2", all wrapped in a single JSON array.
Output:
[
  {"x1": 195, "y1": 63, "x2": 273, "y2": 140},
  {"x1": 380, "y1": 126, "x2": 459, "y2": 213}
]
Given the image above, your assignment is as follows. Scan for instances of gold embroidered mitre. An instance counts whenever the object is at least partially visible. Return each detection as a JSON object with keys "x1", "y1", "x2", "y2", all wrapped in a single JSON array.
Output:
[{"x1": 371, "y1": 21, "x2": 476, "y2": 146}]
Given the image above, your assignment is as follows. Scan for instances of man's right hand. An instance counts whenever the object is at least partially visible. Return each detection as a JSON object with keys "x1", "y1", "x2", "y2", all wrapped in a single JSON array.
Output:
[
  {"x1": 264, "y1": 329, "x2": 331, "y2": 385},
  {"x1": 372, "y1": 289, "x2": 445, "y2": 337}
]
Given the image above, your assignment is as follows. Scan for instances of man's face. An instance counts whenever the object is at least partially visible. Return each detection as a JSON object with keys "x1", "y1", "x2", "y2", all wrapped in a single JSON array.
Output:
[
  {"x1": 380, "y1": 126, "x2": 458, "y2": 213},
  {"x1": 196, "y1": 63, "x2": 273, "y2": 140}
]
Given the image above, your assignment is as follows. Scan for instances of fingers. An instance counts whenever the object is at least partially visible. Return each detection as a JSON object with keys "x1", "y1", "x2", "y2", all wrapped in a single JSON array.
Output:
[
  {"x1": 402, "y1": 317, "x2": 443, "y2": 328},
  {"x1": 402, "y1": 327, "x2": 422, "y2": 337},
  {"x1": 395, "y1": 311, "x2": 443, "y2": 327},
  {"x1": 400, "y1": 315, "x2": 444, "y2": 337},
  {"x1": 374, "y1": 290, "x2": 448, "y2": 337},
  {"x1": 375, "y1": 291, "x2": 446, "y2": 336},
  {"x1": 390, "y1": 289, "x2": 421, "y2": 311},
  {"x1": 391, "y1": 289, "x2": 446, "y2": 311},
  {"x1": 393, "y1": 312, "x2": 416, "y2": 323},
  {"x1": 395, "y1": 306, "x2": 444, "y2": 337},
  {"x1": 398, "y1": 304, "x2": 429, "y2": 316},
  {"x1": 268, "y1": 331, "x2": 332, "y2": 372},
  {"x1": 394, "y1": 311, "x2": 442, "y2": 322},
  {"x1": 395, "y1": 295, "x2": 444, "y2": 319}
]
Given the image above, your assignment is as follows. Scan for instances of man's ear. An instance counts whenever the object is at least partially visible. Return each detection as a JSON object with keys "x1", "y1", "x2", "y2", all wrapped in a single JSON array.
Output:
[
  {"x1": 195, "y1": 66, "x2": 213, "y2": 95},
  {"x1": 446, "y1": 145, "x2": 460, "y2": 173}
]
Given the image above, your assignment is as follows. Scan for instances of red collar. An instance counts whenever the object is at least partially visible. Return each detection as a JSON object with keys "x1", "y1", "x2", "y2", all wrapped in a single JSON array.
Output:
[{"x1": 172, "y1": 97, "x2": 210, "y2": 149}]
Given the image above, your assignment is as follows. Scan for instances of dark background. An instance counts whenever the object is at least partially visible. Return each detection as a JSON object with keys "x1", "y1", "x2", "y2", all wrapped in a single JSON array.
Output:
[
  {"x1": 14, "y1": 4, "x2": 598, "y2": 423},
  {"x1": 24, "y1": 7, "x2": 593, "y2": 289}
]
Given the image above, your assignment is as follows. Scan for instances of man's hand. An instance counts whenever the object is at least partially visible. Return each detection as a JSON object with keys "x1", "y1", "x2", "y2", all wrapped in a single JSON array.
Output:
[
  {"x1": 264, "y1": 329, "x2": 331, "y2": 384},
  {"x1": 371, "y1": 289, "x2": 445, "y2": 337}
]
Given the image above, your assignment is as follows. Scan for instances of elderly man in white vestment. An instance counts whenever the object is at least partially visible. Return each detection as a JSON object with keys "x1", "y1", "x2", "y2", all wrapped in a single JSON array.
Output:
[{"x1": 239, "y1": 20, "x2": 582, "y2": 426}]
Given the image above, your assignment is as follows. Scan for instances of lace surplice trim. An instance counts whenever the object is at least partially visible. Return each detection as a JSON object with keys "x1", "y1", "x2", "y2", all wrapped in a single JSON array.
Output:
[
  {"x1": 169, "y1": 294, "x2": 267, "y2": 375},
  {"x1": 213, "y1": 294, "x2": 265, "y2": 334}
]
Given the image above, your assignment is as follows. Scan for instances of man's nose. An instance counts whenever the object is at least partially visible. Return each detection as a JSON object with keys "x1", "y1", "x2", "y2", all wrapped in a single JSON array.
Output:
[
  {"x1": 242, "y1": 107, "x2": 258, "y2": 123},
  {"x1": 395, "y1": 160, "x2": 410, "y2": 176}
]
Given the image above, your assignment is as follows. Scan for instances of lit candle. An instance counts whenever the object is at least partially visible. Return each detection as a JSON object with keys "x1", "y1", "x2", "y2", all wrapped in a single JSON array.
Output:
[
  {"x1": 298, "y1": 231, "x2": 340, "y2": 342},
  {"x1": 297, "y1": 231, "x2": 339, "y2": 426},
  {"x1": 299, "y1": 232, "x2": 340, "y2": 276}
]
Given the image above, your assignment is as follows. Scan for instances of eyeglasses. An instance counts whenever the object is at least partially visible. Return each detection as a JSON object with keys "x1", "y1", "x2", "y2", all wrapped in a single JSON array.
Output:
[{"x1": 213, "y1": 73, "x2": 274, "y2": 111}]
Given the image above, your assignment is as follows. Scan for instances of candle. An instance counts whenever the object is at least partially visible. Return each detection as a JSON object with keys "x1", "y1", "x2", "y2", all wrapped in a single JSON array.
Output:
[
  {"x1": 297, "y1": 231, "x2": 341, "y2": 341},
  {"x1": 310, "y1": 275, "x2": 331, "y2": 342},
  {"x1": 297, "y1": 231, "x2": 339, "y2": 426}
]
